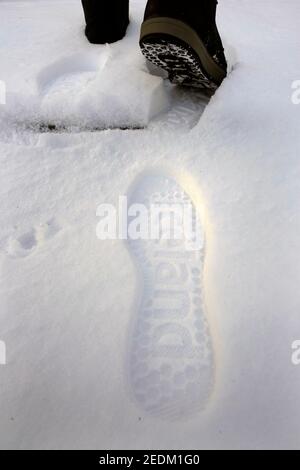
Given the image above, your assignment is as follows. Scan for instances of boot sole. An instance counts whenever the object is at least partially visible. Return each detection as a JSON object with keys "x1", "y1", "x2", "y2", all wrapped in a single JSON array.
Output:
[{"x1": 140, "y1": 17, "x2": 226, "y2": 89}]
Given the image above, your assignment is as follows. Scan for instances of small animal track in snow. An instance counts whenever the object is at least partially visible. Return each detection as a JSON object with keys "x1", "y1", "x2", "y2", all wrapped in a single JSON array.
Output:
[
  {"x1": 126, "y1": 173, "x2": 214, "y2": 420},
  {"x1": 5, "y1": 219, "x2": 61, "y2": 259}
]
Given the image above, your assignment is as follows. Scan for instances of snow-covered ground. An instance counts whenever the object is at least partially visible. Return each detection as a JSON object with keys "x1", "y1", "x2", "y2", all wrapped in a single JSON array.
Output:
[{"x1": 1, "y1": 0, "x2": 300, "y2": 450}]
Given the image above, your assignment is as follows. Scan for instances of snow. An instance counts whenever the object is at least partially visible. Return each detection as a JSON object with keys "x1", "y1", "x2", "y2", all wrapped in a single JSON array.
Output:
[{"x1": 0, "y1": 0, "x2": 300, "y2": 450}]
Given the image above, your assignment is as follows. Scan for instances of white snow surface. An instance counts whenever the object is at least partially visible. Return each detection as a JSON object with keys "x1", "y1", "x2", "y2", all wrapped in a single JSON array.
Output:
[{"x1": 1, "y1": 0, "x2": 300, "y2": 450}]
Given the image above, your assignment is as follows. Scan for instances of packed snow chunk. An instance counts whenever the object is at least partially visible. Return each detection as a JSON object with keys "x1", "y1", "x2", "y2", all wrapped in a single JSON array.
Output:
[
  {"x1": 37, "y1": 52, "x2": 169, "y2": 130},
  {"x1": 3, "y1": 53, "x2": 169, "y2": 131}
]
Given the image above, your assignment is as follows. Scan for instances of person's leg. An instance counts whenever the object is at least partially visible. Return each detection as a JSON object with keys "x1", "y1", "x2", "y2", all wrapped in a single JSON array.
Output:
[
  {"x1": 140, "y1": 0, "x2": 227, "y2": 88},
  {"x1": 81, "y1": 0, "x2": 129, "y2": 44}
]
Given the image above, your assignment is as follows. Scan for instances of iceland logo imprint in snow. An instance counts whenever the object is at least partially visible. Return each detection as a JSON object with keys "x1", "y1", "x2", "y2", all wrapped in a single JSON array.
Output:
[
  {"x1": 122, "y1": 173, "x2": 214, "y2": 420},
  {"x1": 0, "y1": 340, "x2": 6, "y2": 365}
]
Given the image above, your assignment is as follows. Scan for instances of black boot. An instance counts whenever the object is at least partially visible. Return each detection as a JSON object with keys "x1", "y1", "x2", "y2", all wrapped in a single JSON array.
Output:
[
  {"x1": 140, "y1": 0, "x2": 227, "y2": 89},
  {"x1": 82, "y1": 0, "x2": 129, "y2": 44}
]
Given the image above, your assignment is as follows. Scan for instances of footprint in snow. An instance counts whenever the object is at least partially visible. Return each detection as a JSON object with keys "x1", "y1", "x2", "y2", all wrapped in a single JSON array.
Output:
[{"x1": 126, "y1": 172, "x2": 215, "y2": 420}]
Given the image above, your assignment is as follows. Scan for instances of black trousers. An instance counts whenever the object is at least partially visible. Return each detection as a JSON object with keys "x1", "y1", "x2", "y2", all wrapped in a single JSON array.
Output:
[
  {"x1": 82, "y1": 0, "x2": 130, "y2": 44},
  {"x1": 81, "y1": 0, "x2": 218, "y2": 44}
]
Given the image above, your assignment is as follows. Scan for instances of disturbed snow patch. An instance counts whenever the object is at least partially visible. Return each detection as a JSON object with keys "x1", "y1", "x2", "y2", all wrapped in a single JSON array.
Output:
[{"x1": 3, "y1": 49, "x2": 169, "y2": 131}]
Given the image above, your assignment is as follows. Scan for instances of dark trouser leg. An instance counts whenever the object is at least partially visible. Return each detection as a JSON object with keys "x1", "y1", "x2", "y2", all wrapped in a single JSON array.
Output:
[{"x1": 81, "y1": 0, "x2": 129, "y2": 44}]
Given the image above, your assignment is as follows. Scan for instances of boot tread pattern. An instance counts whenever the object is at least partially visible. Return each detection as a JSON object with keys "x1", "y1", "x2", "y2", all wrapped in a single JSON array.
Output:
[{"x1": 140, "y1": 37, "x2": 218, "y2": 90}]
